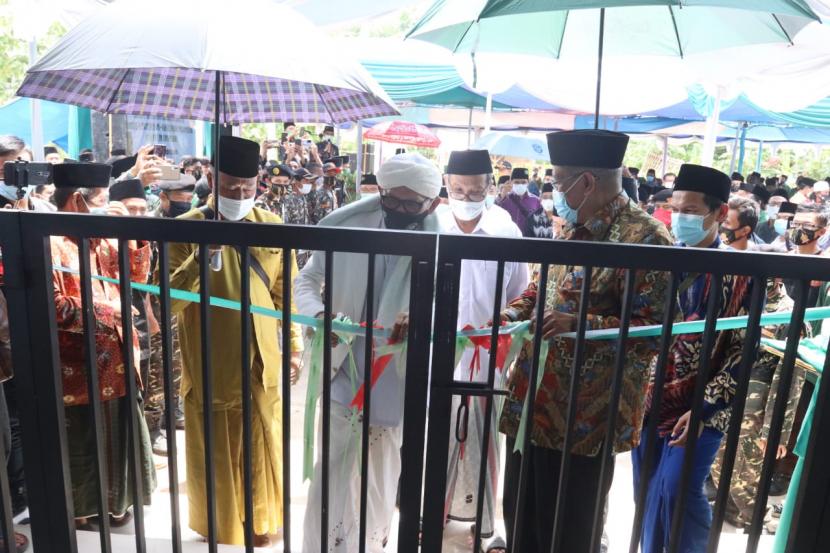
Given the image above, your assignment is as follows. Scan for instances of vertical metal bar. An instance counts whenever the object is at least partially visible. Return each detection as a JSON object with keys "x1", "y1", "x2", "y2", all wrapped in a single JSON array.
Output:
[
  {"x1": 666, "y1": 274, "x2": 723, "y2": 553},
  {"x1": 629, "y1": 273, "x2": 679, "y2": 553},
  {"x1": 281, "y1": 249, "x2": 293, "y2": 553},
  {"x1": 239, "y1": 246, "x2": 254, "y2": 552},
  {"x1": 198, "y1": 245, "x2": 217, "y2": 553},
  {"x1": 78, "y1": 238, "x2": 112, "y2": 553},
  {"x1": 594, "y1": 8, "x2": 605, "y2": 129},
  {"x1": 420, "y1": 260, "x2": 462, "y2": 553},
  {"x1": 509, "y1": 263, "x2": 550, "y2": 553},
  {"x1": 746, "y1": 280, "x2": 809, "y2": 553},
  {"x1": 398, "y1": 256, "x2": 438, "y2": 553},
  {"x1": 2, "y1": 213, "x2": 76, "y2": 553},
  {"x1": 213, "y1": 71, "x2": 222, "y2": 221},
  {"x1": 549, "y1": 265, "x2": 594, "y2": 553},
  {"x1": 399, "y1": 256, "x2": 437, "y2": 553},
  {"x1": 472, "y1": 261, "x2": 505, "y2": 553},
  {"x1": 157, "y1": 242, "x2": 182, "y2": 553},
  {"x1": 320, "y1": 250, "x2": 334, "y2": 553},
  {"x1": 358, "y1": 254, "x2": 376, "y2": 553},
  {"x1": 588, "y1": 269, "x2": 637, "y2": 553},
  {"x1": 117, "y1": 239, "x2": 146, "y2": 553},
  {"x1": 706, "y1": 276, "x2": 766, "y2": 553}
]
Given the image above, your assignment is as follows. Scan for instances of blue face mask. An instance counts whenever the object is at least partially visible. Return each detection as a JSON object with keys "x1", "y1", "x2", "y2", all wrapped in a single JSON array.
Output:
[
  {"x1": 774, "y1": 218, "x2": 789, "y2": 236},
  {"x1": 647, "y1": 175, "x2": 655, "y2": 183},
  {"x1": 484, "y1": 195, "x2": 496, "y2": 208},
  {"x1": 0, "y1": 182, "x2": 20, "y2": 202},
  {"x1": 671, "y1": 212, "x2": 711, "y2": 246},
  {"x1": 551, "y1": 173, "x2": 588, "y2": 225}
]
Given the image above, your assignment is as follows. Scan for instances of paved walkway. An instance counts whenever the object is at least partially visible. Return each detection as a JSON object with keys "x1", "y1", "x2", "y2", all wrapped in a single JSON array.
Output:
[{"x1": 16, "y1": 368, "x2": 777, "y2": 552}]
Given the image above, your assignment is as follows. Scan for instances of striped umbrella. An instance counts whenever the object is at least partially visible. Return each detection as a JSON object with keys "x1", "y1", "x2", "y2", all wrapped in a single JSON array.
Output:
[
  {"x1": 17, "y1": 0, "x2": 398, "y2": 125},
  {"x1": 16, "y1": 0, "x2": 398, "y2": 226}
]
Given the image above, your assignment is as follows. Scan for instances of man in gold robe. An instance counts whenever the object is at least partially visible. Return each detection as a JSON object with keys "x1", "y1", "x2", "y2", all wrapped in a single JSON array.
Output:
[{"x1": 168, "y1": 136, "x2": 303, "y2": 546}]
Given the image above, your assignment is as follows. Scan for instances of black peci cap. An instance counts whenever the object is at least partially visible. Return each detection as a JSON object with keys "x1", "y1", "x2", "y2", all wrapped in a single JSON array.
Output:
[
  {"x1": 108, "y1": 178, "x2": 146, "y2": 201},
  {"x1": 447, "y1": 150, "x2": 492, "y2": 176},
  {"x1": 547, "y1": 130, "x2": 629, "y2": 169},
  {"x1": 511, "y1": 168, "x2": 529, "y2": 180},
  {"x1": 216, "y1": 136, "x2": 260, "y2": 179},
  {"x1": 674, "y1": 164, "x2": 731, "y2": 203}
]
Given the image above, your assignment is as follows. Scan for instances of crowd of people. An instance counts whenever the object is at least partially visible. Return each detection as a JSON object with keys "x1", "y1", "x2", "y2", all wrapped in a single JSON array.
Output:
[{"x1": 0, "y1": 125, "x2": 828, "y2": 553}]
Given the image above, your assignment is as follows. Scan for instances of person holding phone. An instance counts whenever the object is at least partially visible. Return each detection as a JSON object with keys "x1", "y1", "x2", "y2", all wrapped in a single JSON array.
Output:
[{"x1": 316, "y1": 125, "x2": 339, "y2": 159}]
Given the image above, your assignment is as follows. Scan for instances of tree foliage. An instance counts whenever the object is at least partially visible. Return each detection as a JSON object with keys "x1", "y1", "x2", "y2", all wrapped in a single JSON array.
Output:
[{"x1": 0, "y1": 0, "x2": 67, "y2": 104}]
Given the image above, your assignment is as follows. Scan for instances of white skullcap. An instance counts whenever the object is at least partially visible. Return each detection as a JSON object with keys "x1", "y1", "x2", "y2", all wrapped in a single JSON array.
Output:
[
  {"x1": 376, "y1": 153, "x2": 441, "y2": 199},
  {"x1": 814, "y1": 180, "x2": 829, "y2": 192}
]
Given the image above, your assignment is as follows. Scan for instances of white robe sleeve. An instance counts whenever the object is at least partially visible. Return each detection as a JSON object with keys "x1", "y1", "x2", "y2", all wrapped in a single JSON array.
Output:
[{"x1": 293, "y1": 249, "x2": 326, "y2": 317}]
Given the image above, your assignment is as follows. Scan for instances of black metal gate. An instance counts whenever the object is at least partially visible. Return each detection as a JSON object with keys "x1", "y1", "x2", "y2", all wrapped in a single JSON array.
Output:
[
  {"x1": 2, "y1": 209, "x2": 830, "y2": 552},
  {"x1": 422, "y1": 232, "x2": 830, "y2": 553},
  {"x1": 0, "y1": 210, "x2": 434, "y2": 553}
]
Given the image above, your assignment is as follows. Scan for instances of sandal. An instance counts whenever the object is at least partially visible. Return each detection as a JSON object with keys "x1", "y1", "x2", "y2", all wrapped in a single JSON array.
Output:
[
  {"x1": 0, "y1": 532, "x2": 30, "y2": 553},
  {"x1": 483, "y1": 536, "x2": 506, "y2": 553}
]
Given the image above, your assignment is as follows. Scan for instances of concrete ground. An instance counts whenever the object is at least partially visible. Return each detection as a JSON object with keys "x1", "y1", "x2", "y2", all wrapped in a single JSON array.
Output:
[{"x1": 14, "y1": 368, "x2": 779, "y2": 552}]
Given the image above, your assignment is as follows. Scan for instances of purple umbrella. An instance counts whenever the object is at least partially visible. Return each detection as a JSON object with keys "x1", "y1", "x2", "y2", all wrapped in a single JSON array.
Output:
[{"x1": 16, "y1": 0, "x2": 399, "y2": 222}]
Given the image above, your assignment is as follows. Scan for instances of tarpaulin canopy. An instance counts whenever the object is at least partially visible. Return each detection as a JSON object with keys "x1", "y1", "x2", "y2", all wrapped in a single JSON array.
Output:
[{"x1": 0, "y1": 97, "x2": 73, "y2": 151}]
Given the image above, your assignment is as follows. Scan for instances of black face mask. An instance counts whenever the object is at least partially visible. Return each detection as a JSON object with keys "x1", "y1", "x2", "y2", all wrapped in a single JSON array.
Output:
[
  {"x1": 720, "y1": 225, "x2": 741, "y2": 244},
  {"x1": 165, "y1": 200, "x2": 192, "y2": 218},
  {"x1": 788, "y1": 227, "x2": 820, "y2": 246},
  {"x1": 192, "y1": 169, "x2": 203, "y2": 181},
  {"x1": 382, "y1": 207, "x2": 429, "y2": 230}
]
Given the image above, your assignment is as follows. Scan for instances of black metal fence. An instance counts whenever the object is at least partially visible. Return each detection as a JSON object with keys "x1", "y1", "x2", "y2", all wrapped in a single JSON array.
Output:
[
  {"x1": 422, "y1": 233, "x2": 830, "y2": 553},
  {"x1": 0, "y1": 210, "x2": 434, "y2": 553},
  {"x1": 0, "y1": 210, "x2": 829, "y2": 552}
]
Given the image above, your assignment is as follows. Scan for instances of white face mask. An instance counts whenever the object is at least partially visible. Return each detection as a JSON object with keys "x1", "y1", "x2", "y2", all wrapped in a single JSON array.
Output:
[
  {"x1": 511, "y1": 184, "x2": 528, "y2": 196},
  {"x1": 218, "y1": 196, "x2": 255, "y2": 221},
  {"x1": 541, "y1": 199, "x2": 554, "y2": 212},
  {"x1": 300, "y1": 184, "x2": 312, "y2": 195},
  {"x1": 448, "y1": 197, "x2": 485, "y2": 222}
]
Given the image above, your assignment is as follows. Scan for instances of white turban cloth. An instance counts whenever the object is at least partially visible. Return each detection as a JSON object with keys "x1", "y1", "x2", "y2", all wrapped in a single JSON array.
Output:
[{"x1": 376, "y1": 153, "x2": 442, "y2": 199}]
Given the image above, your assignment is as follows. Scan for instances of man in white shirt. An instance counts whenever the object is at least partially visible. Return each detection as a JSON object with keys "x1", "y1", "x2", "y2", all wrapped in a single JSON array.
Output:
[
  {"x1": 440, "y1": 149, "x2": 529, "y2": 553},
  {"x1": 295, "y1": 153, "x2": 442, "y2": 553}
]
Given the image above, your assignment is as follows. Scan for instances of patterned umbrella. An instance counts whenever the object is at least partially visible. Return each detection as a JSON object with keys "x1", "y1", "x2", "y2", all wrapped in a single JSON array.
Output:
[
  {"x1": 16, "y1": 0, "x2": 398, "y2": 125},
  {"x1": 364, "y1": 120, "x2": 441, "y2": 148}
]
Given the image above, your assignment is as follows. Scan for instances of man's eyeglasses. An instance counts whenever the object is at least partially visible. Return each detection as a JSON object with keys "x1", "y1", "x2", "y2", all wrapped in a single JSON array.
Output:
[
  {"x1": 791, "y1": 222, "x2": 821, "y2": 231},
  {"x1": 447, "y1": 189, "x2": 487, "y2": 202},
  {"x1": 379, "y1": 192, "x2": 432, "y2": 214},
  {"x1": 550, "y1": 171, "x2": 588, "y2": 192}
]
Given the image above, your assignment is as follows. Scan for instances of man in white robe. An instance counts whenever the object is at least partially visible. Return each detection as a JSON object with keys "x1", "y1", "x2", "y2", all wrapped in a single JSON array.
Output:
[
  {"x1": 296, "y1": 153, "x2": 442, "y2": 553},
  {"x1": 439, "y1": 150, "x2": 529, "y2": 552}
]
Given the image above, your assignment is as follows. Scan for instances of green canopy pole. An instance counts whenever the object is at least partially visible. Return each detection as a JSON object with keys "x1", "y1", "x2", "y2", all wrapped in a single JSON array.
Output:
[
  {"x1": 737, "y1": 123, "x2": 748, "y2": 174},
  {"x1": 594, "y1": 8, "x2": 606, "y2": 130}
]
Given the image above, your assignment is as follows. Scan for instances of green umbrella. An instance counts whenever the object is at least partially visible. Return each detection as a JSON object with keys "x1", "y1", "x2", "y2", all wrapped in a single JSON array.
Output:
[{"x1": 407, "y1": 0, "x2": 821, "y2": 128}]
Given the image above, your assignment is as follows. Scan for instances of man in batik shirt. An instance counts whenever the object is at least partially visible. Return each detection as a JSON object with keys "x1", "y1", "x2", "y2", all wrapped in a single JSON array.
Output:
[
  {"x1": 498, "y1": 130, "x2": 674, "y2": 553},
  {"x1": 50, "y1": 162, "x2": 156, "y2": 527},
  {"x1": 634, "y1": 164, "x2": 754, "y2": 553}
]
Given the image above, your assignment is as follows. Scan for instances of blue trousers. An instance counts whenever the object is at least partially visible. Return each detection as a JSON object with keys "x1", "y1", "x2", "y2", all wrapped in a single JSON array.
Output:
[{"x1": 632, "y1": 427, "x2": 723, "y2": 553}]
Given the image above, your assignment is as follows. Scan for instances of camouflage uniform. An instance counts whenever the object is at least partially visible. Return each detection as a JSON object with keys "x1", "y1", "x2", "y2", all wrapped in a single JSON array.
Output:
[
  {"x1": 308, "y1": 187, "x2": 336, "y2": 225},
  {"x1": 144, "y1": 247, "x2": 184, "y2": 436},
  {"x1": 279, "y1": 192, "x2": 312, "y2": 268},
  {"x1": 254, "y1": 188, "x2": 287, "y2": 215},
  {"x1": 710, "y1": 279, "x2": 808, "y2": 528}
]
